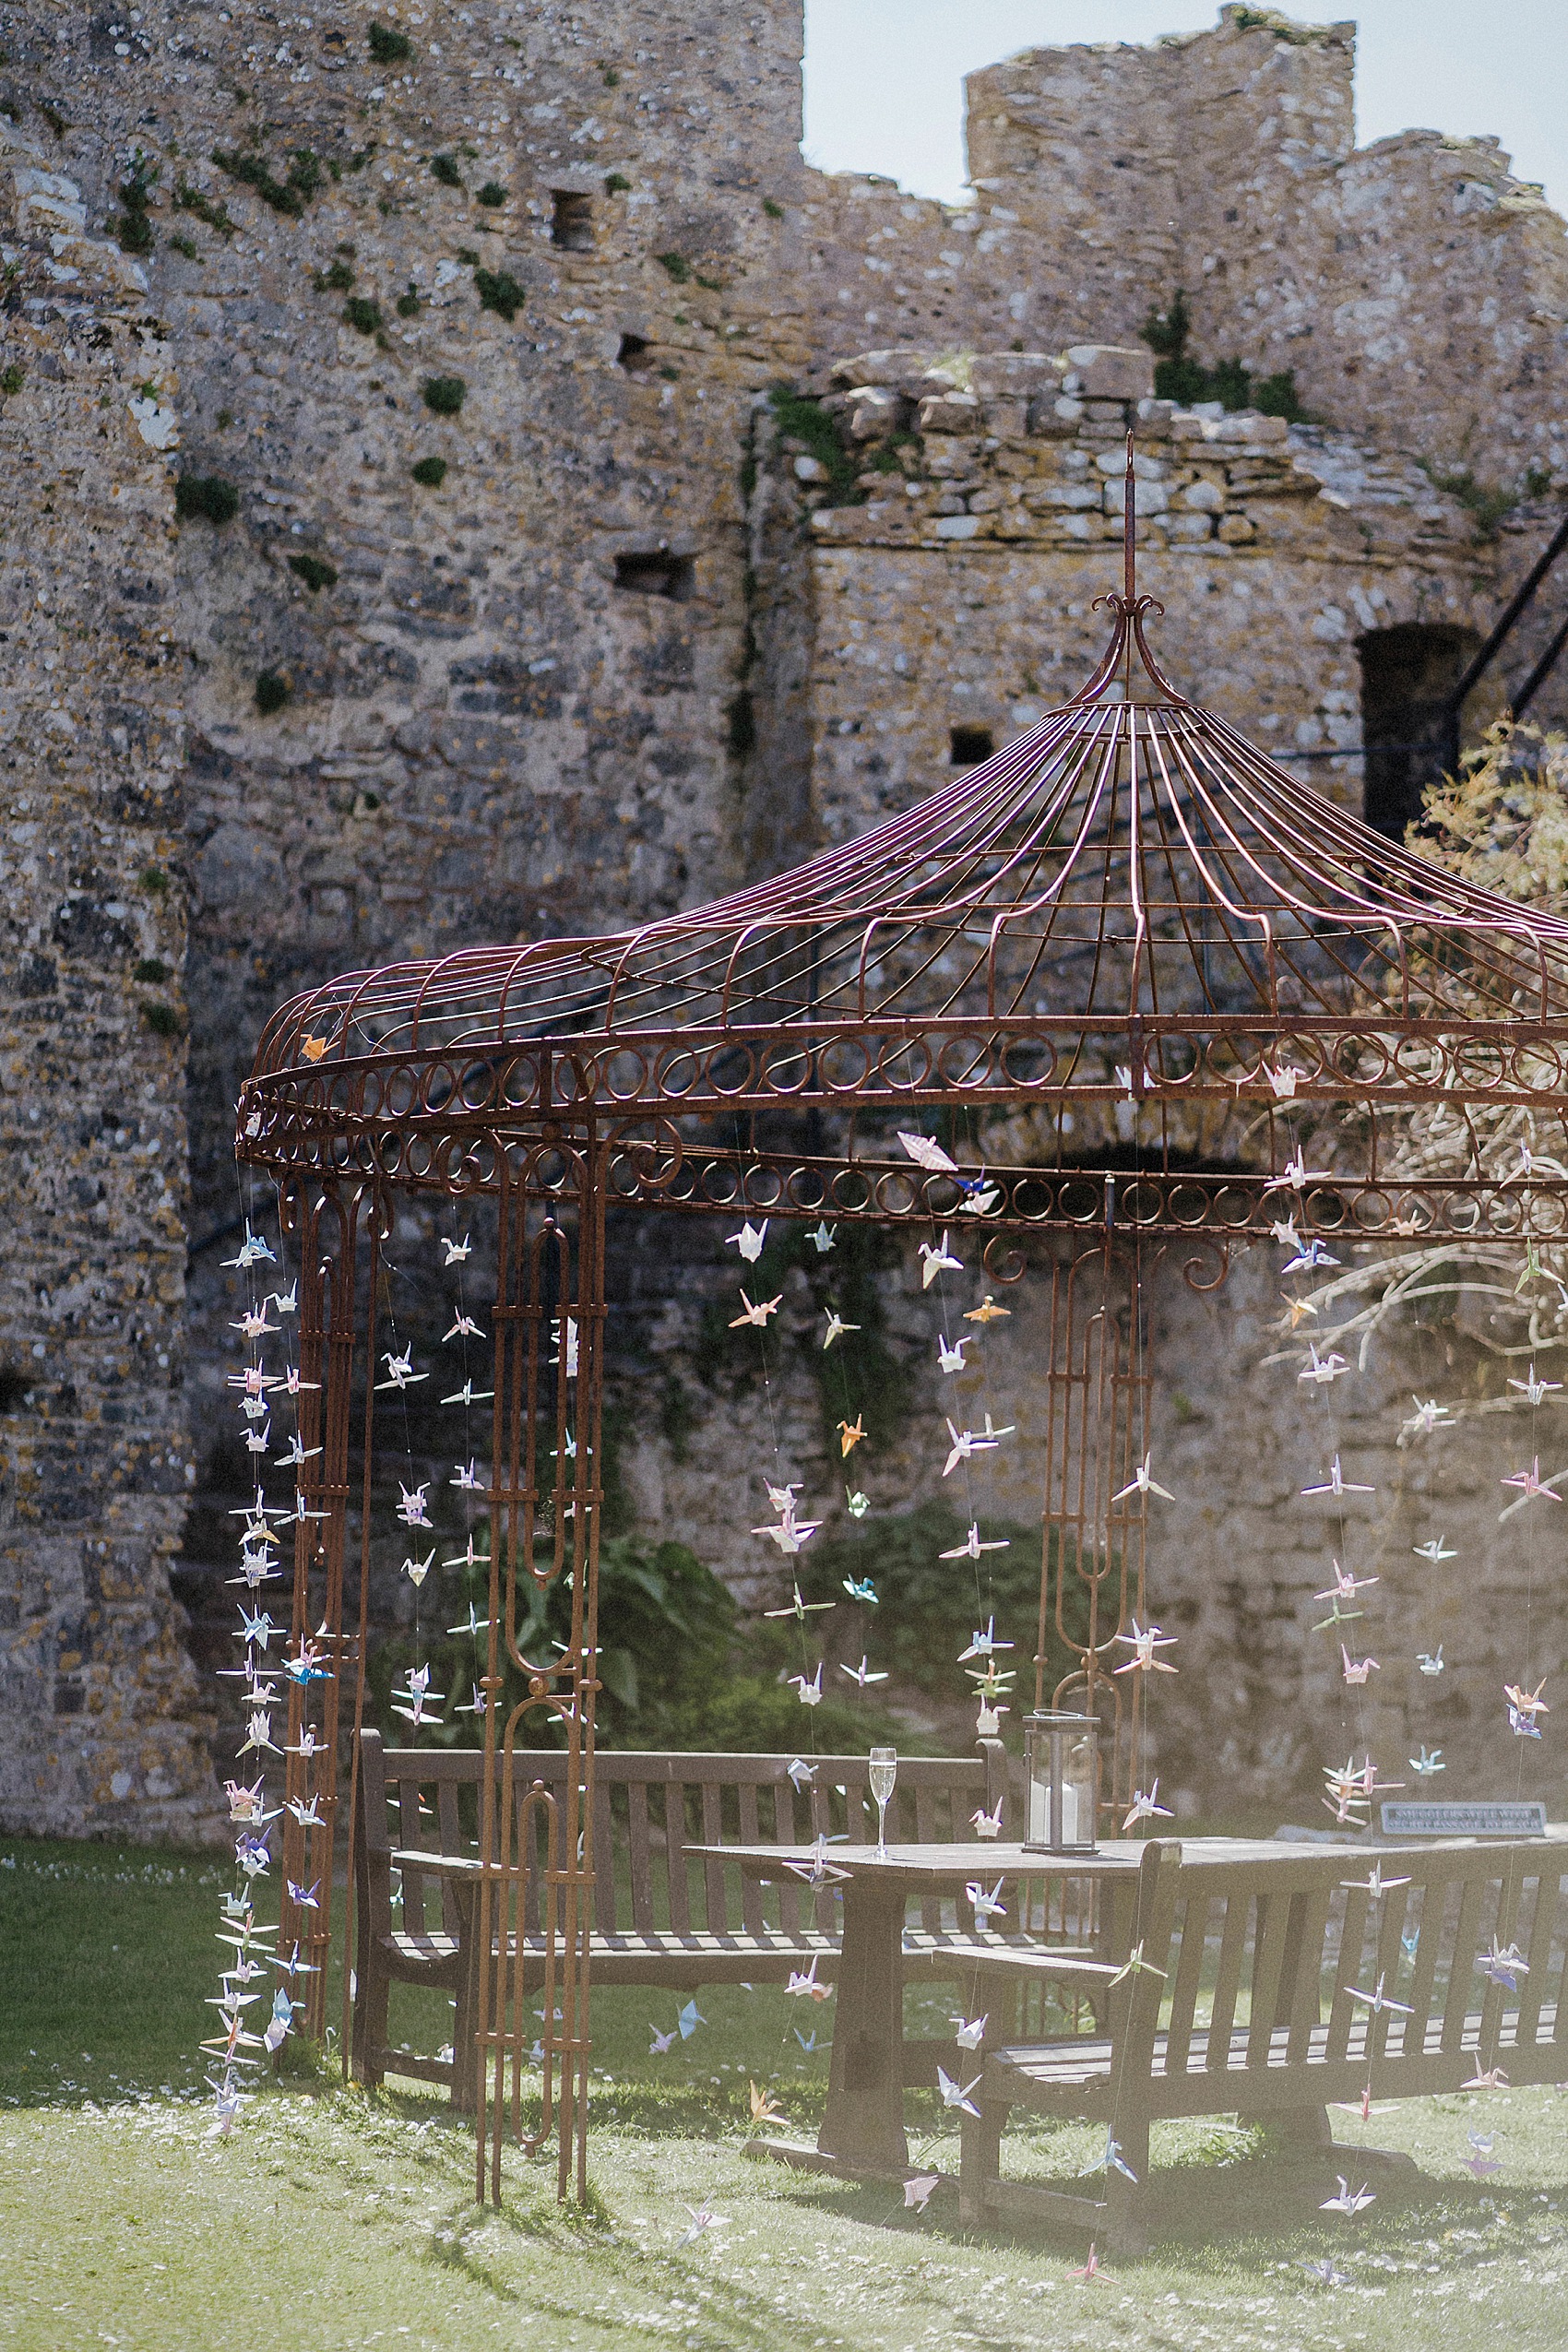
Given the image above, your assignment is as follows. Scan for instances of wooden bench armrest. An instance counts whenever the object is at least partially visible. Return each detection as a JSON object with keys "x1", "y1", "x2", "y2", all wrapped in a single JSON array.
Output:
[{"x1": 392, "y1": 1847, "x2": 482, "y2": 1876}]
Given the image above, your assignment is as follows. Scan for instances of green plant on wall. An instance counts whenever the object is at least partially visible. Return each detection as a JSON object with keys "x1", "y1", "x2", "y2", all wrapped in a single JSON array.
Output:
[{"x1": 1140, "y1": 289, "x2": 1302, "y2": 420}]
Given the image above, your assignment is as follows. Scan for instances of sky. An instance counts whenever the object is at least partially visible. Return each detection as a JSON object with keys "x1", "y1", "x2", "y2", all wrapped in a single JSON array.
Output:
[{"x1": 802, "y1": 0, "x2": 1568, "y2": 218}]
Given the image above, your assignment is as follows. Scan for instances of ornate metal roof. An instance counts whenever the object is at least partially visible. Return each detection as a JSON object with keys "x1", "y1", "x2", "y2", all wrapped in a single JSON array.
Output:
[{"x1": 239, "y1": 452, "x2": 1568, "y2": 1241}]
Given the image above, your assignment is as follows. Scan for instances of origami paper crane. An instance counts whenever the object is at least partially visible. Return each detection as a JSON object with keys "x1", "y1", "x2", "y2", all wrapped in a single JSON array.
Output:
[
  {"x1": 1477, "y1": 1941, "x2": 1530, "y2": 1990},
  {"x1": 809, "y1": 1221, "x2": 836, "y2": 1253},
  {"x1": 822, "y1": 1310, "x2": 859, "y2": 1350},
  {"x1": 1416, "y1": 1646, "x2": 1446, "y2": 1675},
  {"x1": 286, "y1": 1795, "x2": 326, "y2": 1829},
  {"x1": 391, "y1": 1664, "x2": 445, "y2": 1726},
  {"x1": 551, "y1": 1315, "x2": 579, "y2": 1377},
  {"x1": 846, "y1": 1491, "x2": 870, "y2": 1517},
  {"x1": 287, "y1": 1726, "x2": 327, "y2": 1759},
  {"x1": 1509, "y1": 1366, "x2": 1562, "y2": 1406},
  {"x1": 1067, "y1": 2245, "x2": 1113, "y2": 2285},
  {"x1": 441, "y1": 1379, "x2": 496, "y2": 1407},
  {"x1": 980, "y1": 1411, "x2": 1015, "y2": 1443},
  {"x1": 1463, "y1": 2065, "x2": 1509, "y2": 2089},
  {"x1": 1282, "y1": 1237, "x2": 1340, "y2": 1274},
  {"x1": 937, "y1": 2066, "x2": 981, "y2": 2118},
  {"x1": 449, "y1": 1459, "x2": 484, "y2": 1491},
  {"x1": 232, "y1": 1306, "x2": 279, "y2": 1343},
  {"x1": 764, "y1": 1583, "x2": 835, "y2": 1622},
  {"x1": 677, "y1": 1998, "x2": 705, "y2": 2038},
  {"x1": 953, "y1": 2011, "x2": 992, "y2": 2049},
  {"x1": 1315, "y1": 1561, "x2": 1377, "y2": 1604},
  {"x1": 839, "y1": 1655, "x2": 889, "y2": 1687},
  {"x1": 788, "y1": 1664, "x2": 824, "y2": 1707},
  {"x1": 837, "y1": 1415, "x2": 865, "y2": 1456},
  {"x1": 748, "y1": 2080, "x2": 787, "y2": 2128},
  {"x1": 1505, "y1": 1676, "x2": 1549, "y2": 1724},
  {"x1": 788, "y1": 1957, "x2": 831, "y2": 2001},
  {"x1": 238, "y1": 1707, "x2": 281, "y2": 1758},
  {"x1": 784, "y1": 1844, "x2": 850, "y2": 1891},
  {"x1": 957, "y1": 1616, "x2": 1015, "y2": 1663},
  {"x1": 222, "y1": 1223, "x2": 277, "y2": 1272},
  {"x1": 1265, "y1": 1062, "x2": 1303, "y2": 1099},
  {"x1": 677, "y1": 2199, "x2": 729, "y2": 2246},
  {"x1": 903, "y1": 2174, "x2": 940, "y2": 2213},
  {"x1": 237, "y1": 1607, "x2": 282, "y2": 1652},
  {"x1": 965, "y1": 1879, "x2": 1007, "y2": 1925},
  {"x1": 1412, "y1": 1538, "x2": 1456, "y2": 1566},
  {"x1": 1462, "y1": 2131, "x2": 1502, "y2": 2180},
  {"x1": 1340, "y1": 1646, "x2": 1380, "y2": 1686},
  {"x1": 942, "y1": 1419, "x2": 999, "y2": 1477},
  {"x1": 1299, "y1": 1344, "x2": 1349, "y2": 1387},
  {"x1": 397, "y1": 1481, "x2": 432, "y2": 1527},
  {"x1": 1110, "y1": 1941, "x2": 1168, "y2": 1988},
  {"x1": 936, "y1": 1334, "x2": 972, "y2": 1374},
  {"x1": 274, "y1": 1432, "x2": 321, "y2": 1469},
  {"x1": 793, "y1": 2028, "x2": 826, "y2": 2054},
  {"x1": 281, "y1": 1640, "x2": 331, "y2": 1688},
  {"x1": 440, "y1": 1234, "x2": 472, "y2": 1266},
  {"x1": 1265, "y1": 1149, "x2": 1331, "y2": 1194},
  {"x1": 286, "y1": 1879, "x2": 321, "y2": 1911},
  {"x1": 841, "y1": 1575, "x2": 878, "y2": 1603},
  {"x1": 1302, "y1": 1456, "x2": 1373, "y2": 1499},
  {"x1": 1410, "y1": 1745, "x2": 1445, "y2": 1776},
  {"x1": 1347, "y1": 1973, "x2": 1412, "y2": 2017},
  {"x1": 1279, "y1": 1293, "x2": 1320, "y2": 1330},
  {"x1": 1313, "y1": 1596, "x2": 1363, "y2": 1633},
  {"x1": 941, "y1": 1524, "x2": 1010, "y2": 1562},
  {"x1": 1112, "y1": 1451, "x2": 1176, "y2": 1504},
  {"x1": 1320, "y1": 2178, "x2": 1376, "y2": 2216},
  {"x1": 647, "y1": 2023, "x2": 677, "y2": 2054},
  {"x1": 1299, "y1": 2259, "x2": 1349, "y2": 2288},
  {"x1": 1123, "y1": 1780, "x2": 1174, "y2": 1832},
  {"x1": 443, "y1": 1311, "x2": 484, "y2": 1343},
  {"x1": 401, "y1": 1549, "x2": 434, "y2": 1589},
  {"x1": 376, "y1": 1348, "x2": 428, "y2": 1392},
  {"x1": 754, "y1": 1501, "x2": 823, "y2": 1554},
  {"x1": 919, "y1": 1234, "x2": 963, "y2": 1289},
  {"x1": 263, "y1": 1989, "x2": 297, "y2": 2053},
  {"x1": 1341, "y1": 1863, "x2": 1410, "y2": 1898},
  {"x1": 1402, "y1": 1396, "x2": 1456, "y2": 1438},
  {"x1": 726, "y1": 1218, "x2": 767, "y2": 1263},
  {"x1": 1500, "y1": 1458, "x2": 1562, "y2": 1506},
  {"x1": 969, "y1": 1803, "x2": 1003, "y2": 1839},
  {"x1": 786, "y1": 1757, "x2": 816, "y2": 1790},
  {"x1": 224, "y1": 1777, "x2": 277, "y2": 1825},
  {"x1": 1113, "y1": 1619, "x2": 1178, "y2": 1675},
  {"x1": 730, "y1": 1289, "x2": 782, "y2": 1329},
  {"x1": 279, "y1": 1365, "x2": 320, "y2": 1397},
  {"x1": 965, "y1": 1294, "x2": 1011, "y2": 1325}
]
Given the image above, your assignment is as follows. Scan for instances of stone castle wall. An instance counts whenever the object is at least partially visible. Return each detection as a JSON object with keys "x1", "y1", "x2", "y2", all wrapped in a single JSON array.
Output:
[
  {"x1": 2, "y1": 3, "x2": 1566, "y2": 1828},
  {"x1": 0, "y1": 119, "x2": 212, "y2": 1835}
]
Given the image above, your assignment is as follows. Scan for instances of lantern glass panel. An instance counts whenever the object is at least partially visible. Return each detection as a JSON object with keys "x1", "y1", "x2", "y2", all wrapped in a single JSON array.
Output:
[{"x1": 1024, "y1": 1710, "x2": 1099, "y2": 1854}]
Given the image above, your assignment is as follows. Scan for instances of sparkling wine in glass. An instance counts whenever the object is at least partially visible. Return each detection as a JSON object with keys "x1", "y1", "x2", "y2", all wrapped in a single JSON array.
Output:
[{"x1": 869, "y1": 1747, "x2": 897, "y2": 1859}]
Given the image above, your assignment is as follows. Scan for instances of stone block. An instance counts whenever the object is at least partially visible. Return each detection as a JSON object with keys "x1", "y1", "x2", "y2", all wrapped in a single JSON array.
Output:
[
  {"x1": 918, "y1": 390, "x2": 981, "y2": 434},
  {"x1": 844, "y1": 385, "x2": 909, "y2": 439},
  {"x1": 1062, "y1": 345, "x2": 1156, "y2": 401}
]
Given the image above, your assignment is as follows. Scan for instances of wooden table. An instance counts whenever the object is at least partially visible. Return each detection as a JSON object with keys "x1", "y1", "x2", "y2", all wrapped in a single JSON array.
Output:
[{"x1": 692, "y1": 1835, "x2": 1382, "y2": 2180}]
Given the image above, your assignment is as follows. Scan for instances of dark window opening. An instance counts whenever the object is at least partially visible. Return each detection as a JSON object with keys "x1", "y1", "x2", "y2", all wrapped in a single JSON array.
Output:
[
  {"x1": 551, "y1": 190, "x2": 594, "y2": 251},
  {"x1": 950, "y1": 724, "x2": 994, "y2": 766},
  {"x1": 1359, "y1": 623, "x2": 1479, "y2": 841},
  {"x1": 617, "y1": 332, "x2": 652, "y2": 373},
  {"x1": 614, "y1": 551, "x2": 695, "y2": 600}
]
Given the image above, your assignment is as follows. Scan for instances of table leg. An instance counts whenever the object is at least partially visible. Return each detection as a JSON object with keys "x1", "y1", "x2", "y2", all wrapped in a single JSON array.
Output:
[{"x1": 817, "y1": 1877, "x2": 909, "y2": 2170}]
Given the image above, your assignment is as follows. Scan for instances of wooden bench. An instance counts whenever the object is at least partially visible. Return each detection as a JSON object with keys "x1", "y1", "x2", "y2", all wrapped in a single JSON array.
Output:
[
  {"x1": 959, "y1": 1834, "x2": 1568, "y2": 2251},
  {"x1": 353, "y1": 1731, "x2": 1020, "y2": 2104}
]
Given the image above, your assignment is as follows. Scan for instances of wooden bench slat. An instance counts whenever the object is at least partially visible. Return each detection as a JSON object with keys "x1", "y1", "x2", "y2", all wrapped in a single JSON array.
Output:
[
  {"x1": 590, "y1": 1773, "x2": 617, "y2": 1936},
  {"x1": 626, "y1": 1777, "x2": 654, "y2": 1932},
  {"x1": 1163, "y1": 1887, "x2": 1207, "y2": 2077},
  {"x1": 1443, "y1": 1874, "x2": 1489, "y2": 2052},
  {"x1": 1515, "y1": 1863, "x2": 1561, "y2": 2047},
  {"x1": 664, "y1": 1781, "x2": 692, "y2": 1937},
  {"x1": 1205, "y1": 1888, "x2": 1250, "y2": 2074},
  {"x1": 1325, "y1": 1883, "x2": 1371, "y2": 2065},
  {"x1": 738, "y1": 1783, "x2": 765, "y2": 1936}
]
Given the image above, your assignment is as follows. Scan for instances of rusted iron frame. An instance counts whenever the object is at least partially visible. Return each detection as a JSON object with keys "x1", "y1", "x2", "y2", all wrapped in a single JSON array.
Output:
[
  {"x1": 472, "y1": 1134, "x2": 604, "y2": 2207},
  {"x1": 339, "y1": 1194, "x2": 388, "y2": 2076}
]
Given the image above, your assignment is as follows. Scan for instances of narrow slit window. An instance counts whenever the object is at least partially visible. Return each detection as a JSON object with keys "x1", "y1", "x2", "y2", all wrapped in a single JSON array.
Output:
[
  {"x1": 614, "y1": 551, "x2": 695, "y2": 600},
  {"x1": 950, "y1": 725, "x2": 994, "y2": 766},
  {"x1": 551, "y1": 190, "x2": 594, "y2": 251},
  {"x1": 616, "y1": 332, "x2": 652, "y2": 373}
]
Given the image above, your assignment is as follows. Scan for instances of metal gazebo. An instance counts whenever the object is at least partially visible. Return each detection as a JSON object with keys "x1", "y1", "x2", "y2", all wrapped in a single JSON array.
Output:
[{"x1": 234, "y1": 457, "x2": 1568, "y2": 2201}]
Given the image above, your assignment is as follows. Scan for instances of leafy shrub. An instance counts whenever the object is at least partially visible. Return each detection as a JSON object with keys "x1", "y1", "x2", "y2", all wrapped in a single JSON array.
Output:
[
  {"x1": 604, "y1": 172, "x2": 631, "y2": 196},
  {"x1": 314, "y1": 257, "x2": 354, "y2": 292},
  {"x1": 395, "y1": 287, "x2": 421, "y2": 317},
  {"x1": 174, "y1": 474, "x2": 239, "y2": 525},
  {"x1": 341, "y1": 295, "x2": 382, "y2": 334},
  {"x1": 288, "y1": 552, "x2": 339, "y2": 592},
  {"x1": 473, "y1": 267, "x2": 523, "y2": 321},
  {"x1": 0, "y1": 364, "x2": 25, "y2": 398},
  {"x1": 410, "y1": 456, "x2": 447, "y2": 487},
  {"x1": 141, "y1": 1003, "x2": 182, "y2": 1038},
  {"x1": 115, "y1": 160, "x2": 156, "y2": 255},
  {"x1": 133, "y1": 957, "x2": 169, "y2": 985},
  {"x1": 1140, "y1": 288, "x2": 1303, "y2": 421},
  {"x1": 430, "y1": 152, "x2": 463, "y2": 188},
  {"x1": 211, "y1": 147, "x2": 324, "y2": 220},
  {"x1": 367, "y1": 22, "x2": 412, "y2": 64},
  {"x1": 657, "y1": 251, "x2": 692, "y2": 282},
  {"x1": 422, "y1": 374, "x2": 466, "y2": 416},
  {"x1": 173, "y1": 180, "x2": 235, "y2": 239},
  {"x1": 255, "y1": 671, "x2": 291, "y2": 716}
]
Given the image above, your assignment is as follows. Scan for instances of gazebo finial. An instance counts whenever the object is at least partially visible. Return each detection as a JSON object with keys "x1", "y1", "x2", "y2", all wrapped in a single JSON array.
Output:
[{"x1": 1123, "y1": 427, "x2": 1137, "y2": 606}]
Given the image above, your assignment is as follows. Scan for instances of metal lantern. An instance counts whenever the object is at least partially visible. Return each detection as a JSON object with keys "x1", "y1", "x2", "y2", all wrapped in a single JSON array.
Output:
[{"x1": 1024, "y1": 1712, "x2": 1099, "y2": 1854}]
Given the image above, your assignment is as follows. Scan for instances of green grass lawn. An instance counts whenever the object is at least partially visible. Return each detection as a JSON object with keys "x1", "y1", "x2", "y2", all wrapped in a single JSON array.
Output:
[{"x1": 6, "y1": 1834, "x2": 1568, "y2": 2350}]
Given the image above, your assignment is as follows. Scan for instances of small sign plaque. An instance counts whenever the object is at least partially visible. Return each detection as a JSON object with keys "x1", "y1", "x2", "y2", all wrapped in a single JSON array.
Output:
[{"x1": 1380, "y1": 1800, "x2": 1547, "y2": 1837}]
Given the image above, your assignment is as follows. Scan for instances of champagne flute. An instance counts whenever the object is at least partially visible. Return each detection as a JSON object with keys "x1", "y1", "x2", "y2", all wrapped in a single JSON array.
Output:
[{"x1": 869, "y1": 1746, "x2": 897, "y2": 1859}]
